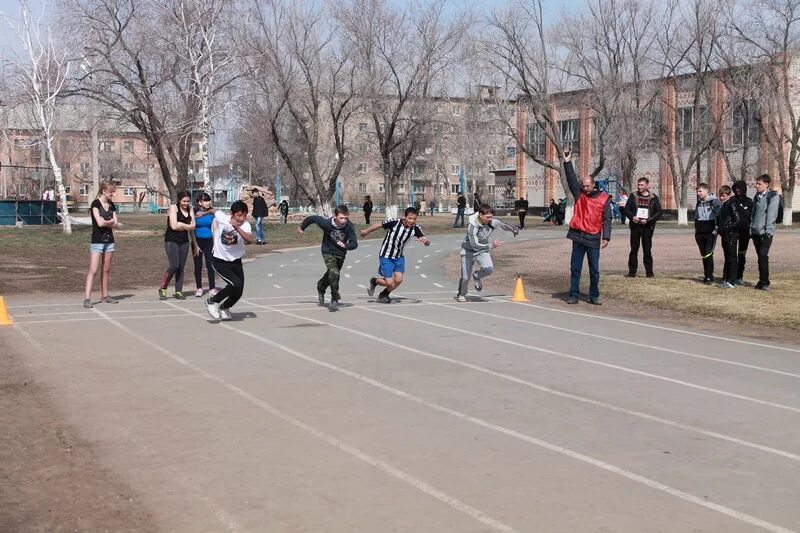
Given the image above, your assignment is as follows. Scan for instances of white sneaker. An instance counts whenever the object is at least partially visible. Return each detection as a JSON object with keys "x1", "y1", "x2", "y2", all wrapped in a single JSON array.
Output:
[
  {"x1": 456, "y1": 294, "x2": 467, "y2": 302},
  {"x1": 209, "y1": 288, "x2": 219, "y2": 296},
  {"x1": 206, "y1": 298, "x2": 221, "y2": 320},
  {"x1": 219, "y1": 308, "x2": 232, "y2": 321},
  {"x1": 195, "y1": 288, "x2": 204, "y2": 297}
]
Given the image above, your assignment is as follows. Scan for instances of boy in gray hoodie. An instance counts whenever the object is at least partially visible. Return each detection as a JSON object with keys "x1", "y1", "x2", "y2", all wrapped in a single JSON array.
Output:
[
  {"x1": 456, "y1": 204, "x2": 519, "y2": 302},
  {"x1": 750, "y1": 174, "x2": 781, "y2": 290},
  {"x1": 694, "y1": 183, "x2": 722, "y2": 284}
]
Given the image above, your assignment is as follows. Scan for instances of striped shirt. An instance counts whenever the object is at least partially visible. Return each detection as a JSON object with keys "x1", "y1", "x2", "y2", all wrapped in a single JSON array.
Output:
[{"x1": 379, "y1": 219, "x2": 424, "y2": 259}]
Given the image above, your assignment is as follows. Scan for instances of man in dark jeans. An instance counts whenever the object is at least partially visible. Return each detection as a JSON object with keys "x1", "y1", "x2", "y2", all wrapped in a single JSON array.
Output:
[
  {"x1": 514, "y1": 196, "x2": 529, "y2": 229},
  {"x1": 453, "y1": 193, "x2": 466, "y2": 227},
  {"x1": 750, "y1": 174, "x2": 781, "y2": 291},
  {"x1": 251, "y1": 188, "x2": 268, "y2": 245},
  {"x1": 562, "y1": 149, "x2": 611, "y2": 305},
  {"x1": 623, "y1": 177, "x2": 662, "y2": 277}
]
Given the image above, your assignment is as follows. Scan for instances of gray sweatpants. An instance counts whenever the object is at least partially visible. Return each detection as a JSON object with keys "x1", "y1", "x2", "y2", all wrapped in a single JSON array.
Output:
[
  {"x1": 458, "y1": 250, "x2": 494, "y2": 296},
  {"x1": 161, "y1": 241, "x2": 190, "y2": 292}
]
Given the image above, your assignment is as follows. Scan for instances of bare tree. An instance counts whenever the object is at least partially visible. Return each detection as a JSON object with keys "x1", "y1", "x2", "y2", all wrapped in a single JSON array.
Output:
[
  {"x1": 243, "y1": 0, "x2": 358, "y2": 215},
  {"x1": 729, "y1": 0, "x2": 800, "y2": 226},
  {"x1": 339, "y1": 0, "x2": 469, "y2": 214},
  {"x1": 3, "y1": 1, "x2": 72, "y2": 233}
]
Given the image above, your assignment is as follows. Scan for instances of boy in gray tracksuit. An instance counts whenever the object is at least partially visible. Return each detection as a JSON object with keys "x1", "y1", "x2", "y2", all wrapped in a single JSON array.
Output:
[
  {"x1": 750, "y1": 174, "x2": 781, "y2": 290},
  {"x1": 456, "y1": 204, "x2": 519, "y2": 302}
]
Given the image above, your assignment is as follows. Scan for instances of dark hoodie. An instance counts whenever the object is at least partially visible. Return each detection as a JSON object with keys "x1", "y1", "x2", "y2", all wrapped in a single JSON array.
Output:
[{"x1": 731, "y1": 180, "x2": 753, "y2": 231}]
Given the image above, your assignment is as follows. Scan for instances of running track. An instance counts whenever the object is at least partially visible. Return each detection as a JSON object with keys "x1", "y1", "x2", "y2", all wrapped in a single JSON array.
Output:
[{"x1": 4, "y1": 231, "x2": 800, "y2": 532}]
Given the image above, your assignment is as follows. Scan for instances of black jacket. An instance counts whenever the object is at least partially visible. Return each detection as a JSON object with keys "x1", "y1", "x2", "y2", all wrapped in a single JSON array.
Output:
[
  {"x1": 514, "y1": 199, "x2": 529, "y2": 213},
  {"x1": 300, "y1": 215, "x2": 358, "y2": 257},
  {"x1": 457, "y1": 196, "x2": 466, "y2": 209},
  {"x1": 623, "y1": 193, "x2": 662, "y2": 228},
  {"x1": 717, "y1": 199, "x2": 740, "y2": 237},
  {"x1": 363, "y1": 200, "x2": 373, "y2": 214},
  {"x1": 731, "y1": 180, "x2": 753, "y2": 231},
  {"x1": 252, "y1": 196, "x2": 268, "y2": 218}
]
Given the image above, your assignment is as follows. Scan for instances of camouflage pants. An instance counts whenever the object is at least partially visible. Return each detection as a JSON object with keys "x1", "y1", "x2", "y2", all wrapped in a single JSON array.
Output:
[{"x1": 318, "y1": 253, "x2": 346, "y2": 300}]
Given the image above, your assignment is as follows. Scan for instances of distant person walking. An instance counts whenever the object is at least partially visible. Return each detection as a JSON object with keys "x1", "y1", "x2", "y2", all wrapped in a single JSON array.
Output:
[
  {"x1": 453, "y1": 193, "x2": 466, "y2": 227},
  {"x1": 563, "y1": 149, "x2": 611, "y2": 305},
  {"x1": 750, "y1": 174, "x2": 782, "y2": 291},
  {"x1": 514, "y1": 196, "x2": 529, "y2": 229},
  {"x1": 84, "y1": 181, "x2": 119, "y2": 308},
  {"x1": 159, "y1": 191, "x2": 195, "y2": 300},
  {"x1": 623, "y1": 177, "x2": 662, "y2": 278},
  {"x1": 363, "y1": 195, "x2": 373, "y2": 225},
  {"x1": 731, "y1": 180, "x2": 753, "y2": 285},
  {"x1": 252, "y1": 188, "x2": 268, "y2": 244},
  {"x1": 205, "y1": 201, "x2": 254, "y2": 321},
  {"x1": 191, "y1": 192, "x2": 217, "y2": 297},
  {"x1": 297, "y1": 205, "x2": 358, "y2": 311},
  {"x1": 694, "y1": 183, "x2": 721, "y2": 285},
  {"x1": 472, "y1": 192, "x2": 482, "y2": 213},
  {"x1": 279, "y1": 199, "x2": 289, "y2": 224}
]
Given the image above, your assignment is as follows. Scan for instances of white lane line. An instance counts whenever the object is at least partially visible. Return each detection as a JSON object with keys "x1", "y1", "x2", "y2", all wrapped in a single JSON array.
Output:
[
  {"x1": 268, "y1": 273, "x2": 274, "y2": 277},
  {"x1": 272, "y1": 285, "x2": 283, "y2": 289},
  {"x1": 424, "y1": 255, "x2": 430, "y2": 258},
  {"x1": 357, "y1": 284, "x2": 366, "y2": 289},
  {"x1": 420, "y1": 274, "x2": 428, "y2": 278},
  {"x1": 414, "y1": 266, "x2": 420, "y2": 270},
  {"x1": 510, "y1": 301, "x2": 800, "y2": 354},
  {"x1": 292, "y1": 259, "x2": 299, "y2": 262},
  {"x1": 197, "y1": 301, "x2": 796, "y2": 533},
  {"x1": 346, "y1": 265, "x2": 353, "y2": 269},
  {"x1": 257, "y1": 303, "x2": 800, "y2": 463},
  {"x1": 439, "y1": 302, "x2": 800, "y2": 379},
  {"x1": 147, "y1": 304, "x2": 514, "y2": 533},
  {"x1": 417, "y1": 260, "x2": 423, "y2": 264},
  {"x1": 366, "y1": 254, "x2": 373, "y2": 258},
  {"x1": 344, "y1": 274, "x2": 351, "y2": 278},
  {"x1": 307, "y1": 253, "x2": 315, "y2": 257},
  {"x1": 15, "y1": 313, "x2": 194, "y2": 325},
  {"x1": 433, "y1": 283, "x2": 445, "y2": 288},
  {"x1": 10, "y1": 307, "x2": 181, "y2": 318},
  {"x1": 363, "y1": 307, "x2": 800, "y2": 415},
  {"x1": 13, "y1": 320, "x2": 244, "y2": 532},
  {"x1": 279, "y1": 264, "x2": 286, "y2": 268},
  {"x1": 355, "y1": 260, "x2": 362, "y2": 264}
]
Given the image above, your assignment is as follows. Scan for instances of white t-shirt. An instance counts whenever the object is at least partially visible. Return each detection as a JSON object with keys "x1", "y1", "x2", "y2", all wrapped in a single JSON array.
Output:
[{"x1": 213, "y1": 211, "x2": 251, "y2": 261}]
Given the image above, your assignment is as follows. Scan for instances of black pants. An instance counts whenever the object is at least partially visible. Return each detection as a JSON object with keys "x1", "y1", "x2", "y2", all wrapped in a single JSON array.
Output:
[
  {"x1": 720, "y1": 233, "x2": 739, "y2": 284},
  {"x1": 751, "y1": 234, "x2": 773, "y2": 287},
  {"x1": 628, "y1": 224, "x2": 654, "y2": 276},
  {"x1": 161, "y1": 241, "x2": 190, "y2": 292},
  {"x1": 736, "y1": 227, "x2": 749, "y2": 281},
  {"x1": 193, "y1": 237, "x2": 216, "y2": 290},
  {"x1": 518, "y1": 212, "x2": 526, "y2": 228},
  {"x1": 695, "y1": 231, "x2": 716, "y2": 281},
  {"x1": 211, "y1": 258, "x2": 244, "y2": 309},
  {"x1": 364, "y1": 212, "x2": 371, "y2": 225}
]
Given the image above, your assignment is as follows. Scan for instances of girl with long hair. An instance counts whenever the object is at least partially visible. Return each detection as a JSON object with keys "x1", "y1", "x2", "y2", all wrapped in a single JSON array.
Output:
[
  {"x1": 84, "y1": 181, "x2": 119, "y2": 308},
  {"x1": 159, "y1": 191, "x2": 195, "y2": 300}
]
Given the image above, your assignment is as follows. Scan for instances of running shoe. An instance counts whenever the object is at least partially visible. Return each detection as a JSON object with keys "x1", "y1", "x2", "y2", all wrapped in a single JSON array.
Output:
[
  {"x1": 219, "y1": 308, "x2": 232, "y2": 321},
  {"x1": 209, "y1": 288, "x2": 219, "y2": 296},
  {"x1": 567, "y1": 297, "x2": 579, "y2": 304},
  {"x1": 719, "y1": 281, "x2": 735, "y2": 289},
  {"x1": 173, "y1": 292, "x2": 186, "y2": 300},
  {"x1": 512, "y1": 226, "x2": 520, "y2": 237},
  {"x1": 472, "y1": 271, "x2": 482, "y2": 292},
  {"x1": 158, "y1": 288, "x2": 168, "y2": 300},
  {"x1": 206, "y1": 298, "x2": 221, "y2": 320},
  {"x1": 101, "y1": 296, "x2": 118, "y2": 304},
  {"x1": 83, "y1": 298, "x2": 93, "y2": 309},
  {"x1": 329, "y1": 299, "x2": 340, "y2": 311},
  {"x1": 317, "y1": 290, "x2": 325, "y2": 306},
  {"x1": 195, "y1": 288, "x2": 204, "y2": 297},
  {"x1": 455, "y1": 294, "x2": 467, "y2": 302},
  {"x1": 367, "y1": 277, "x2": 377, "y2": 297},
  {"x1": 377, "y1": 294, "x2": 391, "y2": 303},
  {"x1": 734, "y1": 279, "x2": 744, "y2": 286},
  {"x1": 589, "y1": 297, "x2": 602, "y2": 305}
]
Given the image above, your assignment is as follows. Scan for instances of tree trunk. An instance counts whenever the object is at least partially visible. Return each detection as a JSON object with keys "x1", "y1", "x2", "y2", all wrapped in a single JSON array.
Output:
[
  {"x1": 201, "y1": 113, "x2": 211, "y2": 193},
  {"x1": 677, "y1": 207, "x2": 688, "y2": 226},
  {"x1": 782, "y1": 186, "x2": 793, "y2": 226},
  {"x1": 47, "y1": 140, "x2": 71, "y2": 234}
]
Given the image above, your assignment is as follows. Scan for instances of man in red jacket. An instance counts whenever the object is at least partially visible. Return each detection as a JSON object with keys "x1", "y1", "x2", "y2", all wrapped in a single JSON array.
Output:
[{"x1": 563, "y1": 149, "x2": 612, "y2": 305}]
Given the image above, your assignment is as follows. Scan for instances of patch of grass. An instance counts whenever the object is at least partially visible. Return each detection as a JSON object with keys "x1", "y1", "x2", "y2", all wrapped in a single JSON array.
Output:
[{"x1": 602, "y1": 273, "x2": 800, "y2": 329}]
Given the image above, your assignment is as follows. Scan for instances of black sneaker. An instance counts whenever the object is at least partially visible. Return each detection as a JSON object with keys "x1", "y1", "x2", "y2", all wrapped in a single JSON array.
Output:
[
  {"x1": 367, "y1": 277, "x2": 377, "y2": 297},
  {"x1": 646, "y1": 273, "x2": 655, "y2": 278},
  {"x1": 377, "y1": 295, "x2": 391, "y2": 303},
  {"x1": 317, "y1": 290, "x2": 325, "y2": 306},
  {"x1": 329, "y1": 299, "x2": 340, "y2": 311},
  {"x1": 625, "y1": 272, "x2": 636, "y2": 278},
  {"x1": 472, "y1": 271, "x2": 483, "y2": 292},
  {"x1": 589, "y1": 297, "x2": 602, "y2": 305}
]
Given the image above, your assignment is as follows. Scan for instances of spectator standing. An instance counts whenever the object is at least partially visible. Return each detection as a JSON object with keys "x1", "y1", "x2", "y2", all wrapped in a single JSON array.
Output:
[
  {"x1": 419, "y1": 198, "x2": 427, "y2": 216},
  {"x1": 453, "y1": 193, "x2": 466, "y2": 228},
  {"x1": 363, "y1": 195, "x2": 373, "y2": 225},
  {"x1": 623, "y1": 177, "x2": 662, "y2": 278},
  {"x1": 472, "y1": 192, "x2": 482, "y2": 213},
  {"x1": 562, "y1": 149, "x2": 611, "y2": 305},
  {"x1": 251, "y1": 188, "x2": 268, "y2": 245},
  {"x1": 159, "y1": 191, "x2": 195, "y2": 300},
  {"x1": 716, "y1": 185, "x2": 740, "y2": 289},
  {"x1": 731, "y1": 180, "x2": 753, "y2": 285},
  {"x1": 514, "y1": 196, "x2": 529, "y2": 229},
  {"x1": 83, "y1": 181, "x2": 119, "y2": 308},
  {"x1": 429, "y1": 199, "x2": 436, "y2": 216},
  {"x1": 279, "y1": 199, "x2": 289, "y2": 224},
  {"x1": 750, "y1": 174, "x2": 781, "y2": 291},
  {"x1": 694, "y1": 183, "x2": 722, "y2": 285},
  {"x1": 191, "y1": 193, "x2": 217, "y2": 297}
]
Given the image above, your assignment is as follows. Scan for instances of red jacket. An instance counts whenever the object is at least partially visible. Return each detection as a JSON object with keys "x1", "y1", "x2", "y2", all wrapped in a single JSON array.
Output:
[{"x1": 570, "y1": 191, "x2": 609, "y2": 234}]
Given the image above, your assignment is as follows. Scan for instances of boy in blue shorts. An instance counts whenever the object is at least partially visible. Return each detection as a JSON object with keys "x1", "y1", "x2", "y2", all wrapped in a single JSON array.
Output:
[{"x1": 360, "y1": 207, "x2": 430, "y2": 303}]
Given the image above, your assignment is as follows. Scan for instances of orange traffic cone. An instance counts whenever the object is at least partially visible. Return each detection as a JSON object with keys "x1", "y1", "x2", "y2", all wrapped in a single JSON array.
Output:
[
  {"x1": 511, "y1": 274, "x2": 529, "y2": 302},
  {"x1": 0, "y1": 296, "x2": 13, "y2": 326}
]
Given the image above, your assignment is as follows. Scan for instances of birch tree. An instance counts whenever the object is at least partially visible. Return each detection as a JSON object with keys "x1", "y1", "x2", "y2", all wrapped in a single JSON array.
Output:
[{"x1": 3, "y1": 1, "x2": 72, "y2": 233}]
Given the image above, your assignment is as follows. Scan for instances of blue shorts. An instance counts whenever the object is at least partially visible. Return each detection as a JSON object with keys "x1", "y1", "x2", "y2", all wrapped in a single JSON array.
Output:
[
  {"x1": 379, "y1": 256, "x2": 405, "y2": 278},
  {"x1": 90, "y1": 242, "x2": 116, "y2": 254}
]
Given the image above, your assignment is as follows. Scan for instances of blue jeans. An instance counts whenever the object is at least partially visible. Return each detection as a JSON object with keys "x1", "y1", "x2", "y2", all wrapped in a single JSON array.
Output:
[
  {"x1": 453, "y1": 208, "x2": 465, "y2": 227},
  {"x1": 569, "y1": 241, "x2": 600, "y2": 299},
  {"x1": 254, "y1": 217, "x2": 264, "y2": 242}
]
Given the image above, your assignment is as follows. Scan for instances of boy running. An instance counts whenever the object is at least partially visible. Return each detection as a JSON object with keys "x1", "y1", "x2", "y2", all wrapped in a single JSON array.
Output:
[
  {"x1": 206, "y1": 200, "x2": 254, "y2": 321},
  {"x1": 456, "y1": 204, "x2": 519, "y2": 302},
  {"x1": 297, "y1": 205, "x2": 358, "y2": 310},
  {"x1": 361, "y1": 207, "x2": 431, "y2": 303}
]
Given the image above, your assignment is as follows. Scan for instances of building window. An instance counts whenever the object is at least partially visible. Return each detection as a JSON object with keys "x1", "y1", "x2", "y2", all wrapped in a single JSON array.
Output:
[
  {"x1": 528, "y1": 124, "x2": 547, "y2": 159},
  {"x1": 60, "y1": 163, "x2": 71, "y2": 174},
  {"x1": 506, "y1": 145, "x2": 517, "y2": 158},
  {"x1": 378, "y1": 182, "x2": 385, "y2": 193},
  {"x1": 357, "y1": 162, "x2": 367, "y2": 173},
  {"x1": 99, "y1": 141, "x2": 114, "y2": 152},
  {"x1": 80, "y1": 162, "x2": 91, "y2": 174},
  {"x1": 358, "y1": 182, "x2": 367, "y2": 193},
  {"x1": 123, "y1": 140, "x2": 134, "y2": 153},
  {"x1": 451, "y1": 164, "x2": 461, "y2": 175},
  {"x1": 124, "y1": 187, "x2": 135, "y2": 197},
  {"x1": 124, "y1": 163, "x2": 136, "y2": 171},
  {"x1": 730, "y1": 101, "x2": 761, "y2": 145},
  {"x1": 64, "y1": 185, "x2": 71, "y2": 194},
  {"x1": 358, "y1": 122, "x2": 368, "y2": 132},
  {"x1": 677, "y1": 106, "x2": 710, "y2": 149},
  {"x1": 558, "y1": 119, "x2": 580, "y2": 155},
  {"x1": 79, "y1": 184, "x2": 90, "y2": 196},
  {"x1": 451, "y1": 184, "x2": 460, "y2": 194},
  {"x1": 452, "y1": 105, "x2": 461, "y2": 116},
  {"x1": 487, "y1": 184, "x2": 496, "y2": 194}
]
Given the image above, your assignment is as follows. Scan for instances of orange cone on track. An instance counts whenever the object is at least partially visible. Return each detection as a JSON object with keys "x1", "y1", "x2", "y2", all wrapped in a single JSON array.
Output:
[
  {"x1": 511, "y1": 274, "x2": 529, "y2": 303},
  {"x1": 0, "y1": 296, "x2": 13, "y2": 326}
]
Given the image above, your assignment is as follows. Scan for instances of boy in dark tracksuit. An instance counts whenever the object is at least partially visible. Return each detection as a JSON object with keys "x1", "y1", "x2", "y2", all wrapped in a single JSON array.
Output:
[
  {"x1": 623, "y1": 177, "x2": 662, "y2": 277},
  {"x1": 694, "y1": 183, "x2": 722, "y2": 284},
  {"x1": 716, "y1": 185, "x2": 740, "y2": 289},
  {"x1": 731, "y1": 180, "x2": 753, "y2": 284},
  {"x1": 297, "y1": 205, "x2": 358, "y2": 310}
]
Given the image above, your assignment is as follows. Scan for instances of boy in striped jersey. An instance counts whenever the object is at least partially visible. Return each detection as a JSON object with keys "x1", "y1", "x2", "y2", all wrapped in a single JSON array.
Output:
[{"x1": 360, "y1": 207, "x2": 431, "y2": 303}]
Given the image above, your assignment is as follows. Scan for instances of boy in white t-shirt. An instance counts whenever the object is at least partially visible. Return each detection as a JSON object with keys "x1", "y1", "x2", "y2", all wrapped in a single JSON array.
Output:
[{"x1": 206, "y1": 201, "x2": 254, "y2": 321}]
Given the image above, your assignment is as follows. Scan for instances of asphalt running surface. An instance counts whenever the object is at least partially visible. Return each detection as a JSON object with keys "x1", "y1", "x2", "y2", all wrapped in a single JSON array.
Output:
[{"x1": 5, "y1": 231, "x2": 800, "y2": 533}]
